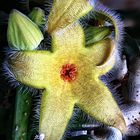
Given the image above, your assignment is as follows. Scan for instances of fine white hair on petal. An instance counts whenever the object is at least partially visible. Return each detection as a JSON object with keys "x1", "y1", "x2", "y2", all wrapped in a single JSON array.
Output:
[
  {"x1": 44, "y1": 0, "x2": 53, "y2": 17},
  {"x1": 2, "y1": 51, "x2": 39, "y2": 94},
  {"x1": 88, "y1": 0, "x2": 96, "y2": 7},
  {"x1": 44, "y1": 0, "x2": 53, "y2": 30},
  {"x1": 94, "y1": 1, "x2": 124, "y2": 45},
  {"x1": 2, "y1": 60, "x2": 20, "y2": 88},
  {"x1": 104, "y1": 53, "x2": 128, "y2": 83}
]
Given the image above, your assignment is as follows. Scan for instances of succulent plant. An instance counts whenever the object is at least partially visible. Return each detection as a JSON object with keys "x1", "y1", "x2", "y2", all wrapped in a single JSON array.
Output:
[{"x1": 0, "y1": 0, "x2": 139, "y2": 140}]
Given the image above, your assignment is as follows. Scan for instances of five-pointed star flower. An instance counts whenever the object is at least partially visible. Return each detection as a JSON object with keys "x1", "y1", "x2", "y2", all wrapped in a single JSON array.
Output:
[{"x1": 7, "y1": 0, "x2": 126, "y2": 139}]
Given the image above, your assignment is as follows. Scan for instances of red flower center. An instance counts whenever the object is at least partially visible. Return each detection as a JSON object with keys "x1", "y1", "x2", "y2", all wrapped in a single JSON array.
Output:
[{"x1": 60, "y1": 64, "x2": 78, "y2": 82}]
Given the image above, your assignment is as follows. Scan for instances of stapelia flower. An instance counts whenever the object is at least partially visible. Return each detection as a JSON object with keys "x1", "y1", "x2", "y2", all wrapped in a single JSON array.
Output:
[{"x1": 7, "y1": 0, "x2": 126, "y2": 140}]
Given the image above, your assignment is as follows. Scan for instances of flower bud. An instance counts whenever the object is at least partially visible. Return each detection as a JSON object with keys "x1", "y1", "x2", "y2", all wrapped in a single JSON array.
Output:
[
  {"x1": 29, "y1": 7, "x2": 46, "y2": 27},
  {"x1": 7, "y1": 9, "x2": 44, "y2": 50},
  {"x1": 85, "y1": 26, "x2": 111, "y2": 46}
]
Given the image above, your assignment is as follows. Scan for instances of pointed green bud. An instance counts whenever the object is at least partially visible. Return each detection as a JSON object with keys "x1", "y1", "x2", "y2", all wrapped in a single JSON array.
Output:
[
  {"x1": 29, "y1": 7, "x2": 46, "y2": 27},
  {"x1": 7, "y1": 9, "x2": 44, "y2": 50},
  {"x1": 85, "y1": 26, "x2": 111, "y2": 46}
]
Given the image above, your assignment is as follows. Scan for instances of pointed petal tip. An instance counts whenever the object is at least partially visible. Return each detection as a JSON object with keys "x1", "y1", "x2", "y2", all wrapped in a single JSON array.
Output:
[
  {"x1": 48, "y1": 0, "x2": 93, "y2": 34},
  {"x1": 113, "y1": 114, "x2": 127, "y2": 134},
  {"x1": 9, "y1": 9, "x2": 27, "y2": 24},
  {"x1": 10, "y1": 9, "x2": 22, "y2": 18},
  {"x1": 11, "y1": 9, "x2": 19, "y2": 14}
]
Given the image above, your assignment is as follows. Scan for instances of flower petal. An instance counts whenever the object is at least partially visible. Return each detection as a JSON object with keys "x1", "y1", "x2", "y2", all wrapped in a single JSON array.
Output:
[
  {"x1": 47, "y1": 0, "x2": 92, "y2": 33},
  {"x1": 86, "y1": 39, "x2": 115, "y2": 75},
  {"x1": 9, "y1": 51, "x2": 52, "y2": 89},
  {"x1": 52, "y1": 22, "x2": 85, "y2": 51},
  {"x1": 77, "y1": 79, "x2": 126, "y2": 133},
  {"x1": 40, "y1": 89, "x2": 75, "y2": 140}
]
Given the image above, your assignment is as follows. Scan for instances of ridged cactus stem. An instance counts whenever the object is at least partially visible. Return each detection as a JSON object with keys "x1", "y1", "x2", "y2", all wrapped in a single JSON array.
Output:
[{"x1": 12, "y1": 88, "x2": 32, "y2": 140}]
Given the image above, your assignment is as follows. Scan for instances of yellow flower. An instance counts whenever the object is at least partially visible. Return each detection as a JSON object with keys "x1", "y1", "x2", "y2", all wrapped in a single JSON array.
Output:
[{"x1": 8, "y1": 0, "x2": 126, "y2": 139}]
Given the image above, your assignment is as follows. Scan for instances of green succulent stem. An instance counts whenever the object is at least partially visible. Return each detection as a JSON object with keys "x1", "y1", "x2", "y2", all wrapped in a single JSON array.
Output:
[{"x1": 12, "y1": 88, "x2": 32, "y2": 140}]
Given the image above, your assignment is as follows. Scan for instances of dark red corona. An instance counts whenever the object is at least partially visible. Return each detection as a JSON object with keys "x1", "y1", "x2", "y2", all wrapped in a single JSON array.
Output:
[{"x1": 60, "y1": 64, "x2": 78, "y2": 82}]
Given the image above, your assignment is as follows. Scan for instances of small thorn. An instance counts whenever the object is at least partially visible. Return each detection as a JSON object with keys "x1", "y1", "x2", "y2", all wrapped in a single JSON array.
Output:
[
  {"x1": 15, "y1": 125, "x2": 18, "y2": 131},
  {"x1": 24, "y1": 112, "x2": 27, "y2": 116}
]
